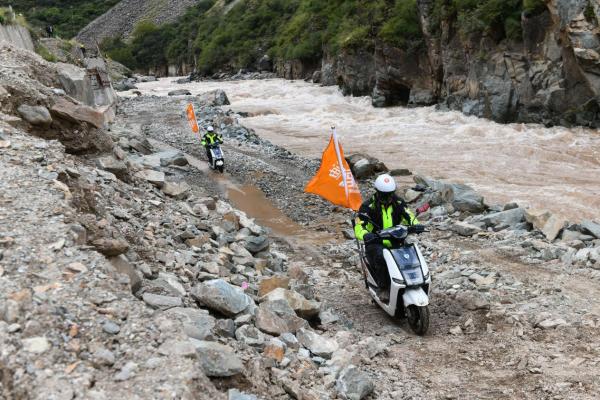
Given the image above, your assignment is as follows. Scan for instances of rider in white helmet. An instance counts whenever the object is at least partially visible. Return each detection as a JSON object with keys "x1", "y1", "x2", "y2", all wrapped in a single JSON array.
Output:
[
  {"x1": 201, "y1": 125, "x2": 223, "y2": 164},
  {"x1": 354, "y1": 173, "x2": 419, "y2": 302}
]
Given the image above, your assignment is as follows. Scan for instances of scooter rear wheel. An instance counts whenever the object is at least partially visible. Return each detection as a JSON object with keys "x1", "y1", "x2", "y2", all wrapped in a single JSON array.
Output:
[
  {"x1": 217, "y1": 165, "x2": 224, "y2": 173},
  {"x1": 407, "y1": 305, "x2": 429, "y2": 336}
]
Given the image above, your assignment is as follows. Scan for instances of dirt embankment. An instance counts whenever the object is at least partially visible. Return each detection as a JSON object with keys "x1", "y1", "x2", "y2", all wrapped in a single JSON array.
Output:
[{"x1": 2, "y1": 45, "x2": 600, "y2": 399}]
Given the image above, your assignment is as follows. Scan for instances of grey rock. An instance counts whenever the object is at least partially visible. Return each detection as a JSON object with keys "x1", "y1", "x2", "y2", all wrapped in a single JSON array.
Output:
[
  {"x1": 228, "y1": 389, "x2": 258, "y2": 400},
  {"x1": 142, "y1": 293, "x2": 182, "y2": 310},
  {"x1": 191, "y1": 279, "x2": 253, "y2": 316},
  {"x1": 114, "y1": 361, "x2": 137, "y2": 381},
  {"x1": 134, "y1": 169, "x2": 165, "y2": 187},
  {"x1": 191, "y1": 340, "x2": 244, "y2": 377},
  {"x1": 255, "y1": 300, "x2": 308, "y2": 335},
  {"x1": 160, "y1": 151, "x2": 188, "y2": 167},
  {"x1": 297, "y1": 328, "x2": 339, "y2": 358},
  {"x1": 280, "y1": 332, "x2": 299, "y2": 350},
  {"x1": 167, "y1": 307, "x2": 216, "y2": 340},
  {"x1": 162, "y1": 181, "x2": 191, "y2": 198},
  {"x1": 17, "y1": 104, "x2": 52, "y2": 126},
  {"x1": 235, "y1": 324, "x2": 267, "y2": 348},
  {"x1": 449, "y1": 183, "x2": 485, "y2": 213},
  {"x1": 109, "y1": 255, "x2": 142, "y2": 293},
  {"x1": 92, "y1": 347, "x2": 115, "y2": 367},
  {"x1": 102, "y1": 320, "x2": 121, "y2": 335},
  {"x1": 214, "y1": 319, "x2": 236, "y2": 338},
  {"x1": 197, "y1": 89, "x2": 230, "y2": 106},
  {"x1": 479, "y1": 208, "x2": 525, "y2": 228},
  {"x1": 336, "y1": 365, "x2": 374, "y2": 400},
  {"x1": 451, "y1": 221, "x2": 483, "y2": 236},
  {"x1": 244, "y1": 236, "x2": 270, "y2": 254},
  {"x1": 168, "y1": 89, "x2": 192, "y2": 96},
  {"x1": 96, "y1": 156, "x2": 127, "y2": 178},
  {"x1": 581, "y1": 220, "x2": 600, "y2": 239},
  {"x1": 22, "y1": 337, "x2": 50, "y2": 354},
  {"x1": 158, "y1": 339, "x2": 197, "y2": 357}
]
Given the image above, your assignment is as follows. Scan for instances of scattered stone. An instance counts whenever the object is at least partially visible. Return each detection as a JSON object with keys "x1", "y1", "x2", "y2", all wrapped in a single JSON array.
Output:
[
  {"x1": 160, "y1": 151, "x2": 188, "y2": 167},
  {"x1": 449, "y1": 326, "x2": 463, "y2": 335},
  {"x1": 228, "y1": 389, "x2": 258, "y2": 400},
  {"x1": 114, "y1": 361, "x2": 137, "y2": 381},
  {"x1": 192, "y1": 340, "x2": 244, "y2": 377},
  {"x1": 161, "y1": 181, "x2": 191, "y2": 198},
  {"x1": 17, "y1": 104, "x2": 52, "y2": 126},
  {"x1": 538, "y1": 318, "x2": 568, "y2": 329},
  {"x1": 258, "y1": 275, "x2": 290, "y2": 297},
  {"x1": 92, "y1": 347, "x2": 116, "y2": 367},
  {"x1": 92, "y1": 238, "x2": 129, "y2": 257},
  {"x1": 244, "y1": 236, "x2": 270, "y2": 254},
  {"x1": 263, "y1": 338, "x2": 286, "y2": 362},
  {"x1": 235, "y1": 324, "x2": 267, "y2": 348},
  {"x1": 142, "y1": 293, "x2": 182, "y2": 310},
  {"x1": 261, "y1": 287, "x2": 320, "y2": 319},
  {"x1": 191, "y1": 279, "x2": 253, "y2": 316},
  {"x1": 134, "y1": 169, "x2": 165, "y2": 187},
  {"x1": 452, "y1": 221, "x2": 483, "y2": 236},
  {"x1": 158, "y1": 339, "x2": 197, "y2": 357},
  {"x1": 336, "y1": 365, "x2": 374, "y2": 400},
  {"x1": 255, "y1": 300, "x2": 308, "y2": 335},
  {"x1": 22, "y1": 337, "x2": 50, "y2": 354},
  {"x1": 581, "y1": 220, "x2": 600, "y2": 239},
  {"x1": 102, "y1": 320, "x2": 121, "y2": 335},
  {"x1": 297, "y1": 328, "x2": 339, "y2": 358},
  {"x1": 96, "y1": 156, "x2": 128, "y2": 178}
]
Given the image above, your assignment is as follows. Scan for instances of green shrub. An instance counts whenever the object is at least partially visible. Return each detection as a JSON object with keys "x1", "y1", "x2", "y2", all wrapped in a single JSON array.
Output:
[{"x1": 36, "y1": 45, "x2": 57, "y2": 62}]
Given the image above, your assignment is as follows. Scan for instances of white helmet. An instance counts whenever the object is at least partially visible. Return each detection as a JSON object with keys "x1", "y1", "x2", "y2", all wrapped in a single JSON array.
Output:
[
  {"x1": 374, "y1": 174, "x2": 396, "y2": 193},
  {"x1": 206, "y1": 126, "x2": 214, "y2": 132}
]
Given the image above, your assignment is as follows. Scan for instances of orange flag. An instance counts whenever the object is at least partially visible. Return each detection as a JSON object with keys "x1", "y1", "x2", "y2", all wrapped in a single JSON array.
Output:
[
  {"x1": 305, "y1": 129, "x2": 362, "y2": 210},
  {"x1": 186, "y1": 103, "x2": 199, "y2": 134}
]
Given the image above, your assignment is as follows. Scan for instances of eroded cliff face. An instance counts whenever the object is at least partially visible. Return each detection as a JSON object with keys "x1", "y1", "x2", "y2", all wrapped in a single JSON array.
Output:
[
  {"x1": 429, "y1": 0, "x2": 600, "y2": 126},
  {"x1": 276, "y1": 0, "x2": 600, "y2": 127}
]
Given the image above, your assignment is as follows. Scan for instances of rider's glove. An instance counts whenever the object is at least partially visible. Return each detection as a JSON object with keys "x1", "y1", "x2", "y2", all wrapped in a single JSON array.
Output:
[{"x1": 364, "y1": 233, "x2": 377, "y2": 243}]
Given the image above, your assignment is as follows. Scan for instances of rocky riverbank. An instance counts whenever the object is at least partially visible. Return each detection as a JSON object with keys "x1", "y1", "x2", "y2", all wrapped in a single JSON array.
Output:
[{"x1": 2, "y1": 42, "x2": 600, "y2": 399}]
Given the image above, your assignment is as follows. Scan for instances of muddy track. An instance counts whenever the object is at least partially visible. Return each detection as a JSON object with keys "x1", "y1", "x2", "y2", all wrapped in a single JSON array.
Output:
[{"x1": 115, "y1": 96, "x2": 600, "y2": 399}]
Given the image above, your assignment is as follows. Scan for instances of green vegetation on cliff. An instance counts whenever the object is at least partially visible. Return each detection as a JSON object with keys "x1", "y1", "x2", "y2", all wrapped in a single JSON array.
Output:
[
  {"x1": 6, "y1": 0, "x2": 120, "y2": 38},
  {"x1": 101, "y1": 0, "x2": 552, "y2": 74}
]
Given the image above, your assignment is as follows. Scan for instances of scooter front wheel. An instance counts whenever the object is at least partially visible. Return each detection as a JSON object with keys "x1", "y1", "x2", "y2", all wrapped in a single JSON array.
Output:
[{"x1": 407, "y1": 305, "x2": 429, "y2": 336}]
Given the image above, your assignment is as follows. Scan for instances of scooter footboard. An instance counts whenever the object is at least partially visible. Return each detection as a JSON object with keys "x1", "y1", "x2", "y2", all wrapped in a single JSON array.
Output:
[{"x1": 402, "y1": 288, "x2": 429, "y2": 307}]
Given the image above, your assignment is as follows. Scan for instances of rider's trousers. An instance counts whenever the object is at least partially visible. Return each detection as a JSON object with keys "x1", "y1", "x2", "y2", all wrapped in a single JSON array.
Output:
[{"x1": 366, "y1": 243, "x2": 390, "y2": 289}]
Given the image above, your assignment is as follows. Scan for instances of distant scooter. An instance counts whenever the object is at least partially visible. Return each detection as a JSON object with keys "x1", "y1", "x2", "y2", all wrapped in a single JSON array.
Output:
[
  {"x1": 207, "y1": 143, "x2": 225, "y2": 173},
  {"x1": 352, "y1": 213, "x2": 431, "y2": 335}
]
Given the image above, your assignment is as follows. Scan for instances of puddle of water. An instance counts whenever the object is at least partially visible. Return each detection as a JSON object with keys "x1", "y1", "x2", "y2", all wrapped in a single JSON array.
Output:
[{"x1": 227, "y1": 184, "x2": 308, "y2": 238}]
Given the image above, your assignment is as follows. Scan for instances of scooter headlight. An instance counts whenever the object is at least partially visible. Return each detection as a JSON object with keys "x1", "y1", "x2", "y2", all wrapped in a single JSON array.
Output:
[{"x1": 216, "y1": 161, "x2": 223, "y2": 166}]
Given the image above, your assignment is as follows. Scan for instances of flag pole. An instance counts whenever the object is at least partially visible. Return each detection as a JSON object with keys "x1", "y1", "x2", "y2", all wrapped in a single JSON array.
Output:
[{"x1": 331, "y1": 126, "x2": 350, "y2": 205}]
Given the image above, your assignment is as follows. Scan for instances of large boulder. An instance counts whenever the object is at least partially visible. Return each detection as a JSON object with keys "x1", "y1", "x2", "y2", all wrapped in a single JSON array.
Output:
[
  {"x1": 197, "y1": 89, "x2": 230, "y2": 106},
  {"x1": 50, "y1": 97, "x2": 105, "y2": 128},
  {"x1": 134, "y1": 169, "x2": 165, "y2": 187},
  {"x1": 345, "y1": 154, "x2": 388, "y2": 180},
  {"x1": 414, "y1": 176, "x2": 485, "y2": 213},
  {"x1": 255, "y1": 299, "x2": 308, "y2": 335},
  {"x1": 191, "y1": 279, "x2": 254, "y2": 316},
  {"x1": 525, "y1": 208, "x2": 568, "y2": 241}
]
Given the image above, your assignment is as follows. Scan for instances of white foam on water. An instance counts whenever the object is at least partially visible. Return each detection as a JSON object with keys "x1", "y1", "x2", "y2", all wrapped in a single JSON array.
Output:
[{"x1": 133, "y1": 77, "x2": 600, "y2": 221}]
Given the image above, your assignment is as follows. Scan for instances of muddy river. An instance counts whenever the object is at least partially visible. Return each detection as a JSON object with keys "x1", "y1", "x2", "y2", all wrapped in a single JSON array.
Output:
[{"x1": 134, "y1": 78, "x2": 600, "y2": 221}]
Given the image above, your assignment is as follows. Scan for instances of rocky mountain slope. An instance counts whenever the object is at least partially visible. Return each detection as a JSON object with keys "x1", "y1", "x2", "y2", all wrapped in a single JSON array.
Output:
[
  {"x1": 2, "y1": 41, "x2": 600, "y2": 399},
  {"x1": 94, "y1": 0, "x2": 600, "y2": 128},
  {"x1": 76, "y1": 0, "x2": 203, "y2": 48}
]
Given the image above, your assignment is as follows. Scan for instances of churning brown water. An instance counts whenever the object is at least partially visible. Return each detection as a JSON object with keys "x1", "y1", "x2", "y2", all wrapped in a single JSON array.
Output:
[{"x1": 135, "y1": 78, "x2": 600, "y2": 221}]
